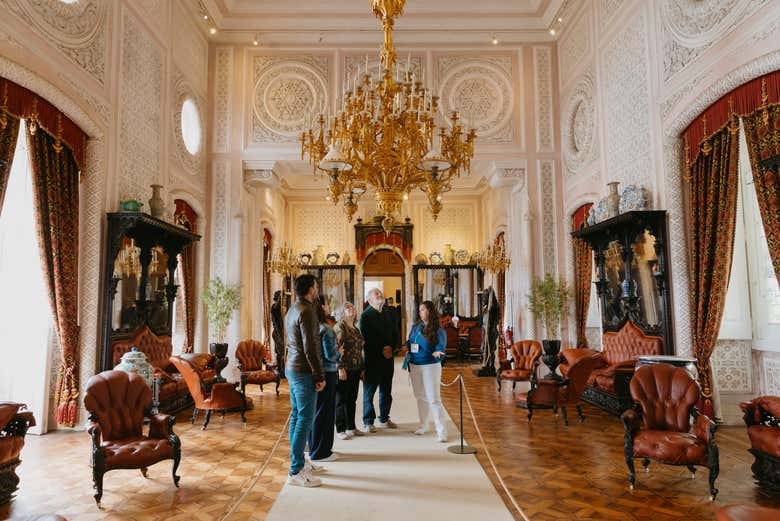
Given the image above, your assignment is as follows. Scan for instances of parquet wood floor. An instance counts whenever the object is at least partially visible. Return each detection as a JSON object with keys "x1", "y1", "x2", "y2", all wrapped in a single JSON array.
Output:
[
  {"x1": 0, "y1": 387, "x2": 292, "y2": 521},
  {"x1": 440, "y1": 362, "x2": 780, "y2": 521}
]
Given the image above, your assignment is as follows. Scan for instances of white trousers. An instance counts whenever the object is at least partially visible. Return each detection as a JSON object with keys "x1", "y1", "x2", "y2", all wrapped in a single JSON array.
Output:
[{"x1": 409, "y1": 362, "x2": 447, "y2": 437}]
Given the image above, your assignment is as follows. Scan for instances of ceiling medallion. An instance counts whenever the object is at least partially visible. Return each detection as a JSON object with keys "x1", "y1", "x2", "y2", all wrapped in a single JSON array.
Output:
[{"x1": 301, "y1": 0, "x2": 476, "y2": 234}]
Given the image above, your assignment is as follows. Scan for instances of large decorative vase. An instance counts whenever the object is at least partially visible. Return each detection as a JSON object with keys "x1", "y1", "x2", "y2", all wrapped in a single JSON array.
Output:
[
  {"x1": 606, "y1": 181, "x2": 620, "y2": 219},
  {"x1": 313, "y1": 245, "x2": 325, "y2": 265},
  {"x1": 541, "y1": 339, "x2": 562, "y2": 380},
  {"x1": 209, "y1": 342, "x2": 229, "y2": 383},
  {"x1": 443, "y1": 243, "x2": 454, "y2": 265},
  {"x1": 114, "y1": 347, "x2": 154, "y2": 387},
  {"x1": 149, "y1": 184, "x2": 165, "y2": 218}
]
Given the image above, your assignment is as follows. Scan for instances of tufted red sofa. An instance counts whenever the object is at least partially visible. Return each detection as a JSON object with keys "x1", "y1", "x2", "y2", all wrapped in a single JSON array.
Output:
[
  {"x1": 0, "y1": 402, "x2": 35, "y2": 505},
  {"x1": 84, "y1": 370, "x2": 181, "y2": 506},
  {"x1": 112, "y1": 326, "x2": 215, "y2": 414},
  {"x1": 740, "y1": 395, "x2": 780, "y2": 490}
]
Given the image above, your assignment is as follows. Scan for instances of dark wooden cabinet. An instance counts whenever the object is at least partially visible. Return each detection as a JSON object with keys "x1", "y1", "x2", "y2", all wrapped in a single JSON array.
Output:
[
  {"x1": 100, "y1": 212, "x2": 200, "y2": 370},
  {"x1": 285, "y1": 265, "x2": 355, "y2": 311},
  {"x1": 572, "y1": 210, "x2": 674, "y2": 354},
  {"x1": 412, "y1": 264, "x2": 484, "y2": 322}
]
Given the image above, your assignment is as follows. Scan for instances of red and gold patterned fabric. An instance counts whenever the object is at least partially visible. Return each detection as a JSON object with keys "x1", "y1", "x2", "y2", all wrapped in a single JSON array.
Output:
[
  {"x1": 571, "y1": 203, "x2": 593, "y2": 347},
  {"x1": 27, "y1": 125, "x2": 81, "y2": 427},
  {"x1": 0, "y1": 113, "x2": 20, "y2": 214}
]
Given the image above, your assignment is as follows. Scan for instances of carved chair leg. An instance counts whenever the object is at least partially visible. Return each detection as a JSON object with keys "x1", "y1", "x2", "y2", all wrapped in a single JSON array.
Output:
[
  {"x1": 527, "y1": 408, "x2": 533, "y2": 421},
  {"x1": 172, "y1": 447, "x2": 181, "y2": 487},
  {"x1": 260, "y1": 384, "x2": 264, "y2": 392},
  {"x1": 687, "y1": 464, "x2": 697, "y2": 479},
  {"x1": 191, "y1": 408, "x2": 198, "y2": 425},
  {"x1": 92, "y1": 462, "x2": 105, "y2": 507},
  {"x1": 202, "y1": 410, "x2": 212, "y2": 430},
  {"x1": 240, "y1": 391, "x2": 248, "y2": 424},
  {"x1": 140, "y1": 467, "x2": 149, "y2": 478},
  {"x1": 496, "y1": 374, "x2": 501, "y2": 394},
  {"x1": 709, "y1": 444, "x2": 720, "y2": 500},
  {"x1": 512, "y1": 381, "x2": 516, "y2": 391},
  {"x1": 626, "y1": 455, "x2": 636, "y2": 490},
  {"x1": 642, "y1": 459, "x2": 650, "y2": 473},
  {"x1": 576, "y1": 405, "x2": 585, "y2": 422},
  {"x1": 221, "y1": 409, "x2": 226, "y2": 420},
  {"x1": 276, "y1": 374, "x2": 281, "y2": 395},
  {"x1": 561, "y1": 407, "x2": 569, "y2": 426}
]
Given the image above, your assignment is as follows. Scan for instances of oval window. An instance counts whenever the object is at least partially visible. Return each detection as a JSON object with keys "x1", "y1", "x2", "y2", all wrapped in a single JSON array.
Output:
[{"x1": 180, "y1": 98, "x2": 202, "y2": 155}]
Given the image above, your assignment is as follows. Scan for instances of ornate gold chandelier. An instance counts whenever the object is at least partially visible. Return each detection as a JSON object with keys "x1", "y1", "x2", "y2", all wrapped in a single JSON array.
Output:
[
  {"x1": 301, "y1": 0, "x2": 476, "y2": 233},
  {"x1": 476, "y1": 241, "x2": 510, "y2": 274},
  {"x1": 266, "y1": 243, "x2": 301, "y2": 278}
]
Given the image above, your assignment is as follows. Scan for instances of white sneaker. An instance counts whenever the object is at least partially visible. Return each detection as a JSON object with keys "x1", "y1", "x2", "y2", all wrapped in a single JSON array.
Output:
[
  {"x1": 304, "y1": 460, "x2": 324, "y2": 474},
  {"x1": 413, "y1": 426, "x2": 427, "y2": 436},
  {"x1": 347, "y1": 429, "x2": 364, "y2": 437},
  {"x1": 311, "y1": 452, "x2": 339, "y2": 462},
  {"x1": 363, "y1": 424, "x2": 376, "y2": 433},
  {"x1": 287, "y1": 470, "x2": 322, "y2": 487},
  {"x1": 377, "y1": 420, "x2": 398, "y2": 429},
  {"x1": 336, "y1": 431, "x2": 353, "y2": 440},
  {"x1": 437, "y1": 433, "x2": 448, "y2": 443}
]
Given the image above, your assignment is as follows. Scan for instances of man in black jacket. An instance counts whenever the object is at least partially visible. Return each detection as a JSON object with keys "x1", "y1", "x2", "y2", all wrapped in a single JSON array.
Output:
[
  {"x1": 360, "y1": 288, "x2": 400, "y2": 431},
  {"x1": 285, "y1": 274, "x2": 326, "y2": 487}
]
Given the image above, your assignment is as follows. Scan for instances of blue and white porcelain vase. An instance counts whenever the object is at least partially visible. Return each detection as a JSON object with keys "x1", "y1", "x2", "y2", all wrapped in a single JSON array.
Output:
[
  {"x1": 114, "y1": 347, "x2": 154, "y2": 387},
  {"x1": 619, "y1": 184, "x2": 649, "y2": 214}
]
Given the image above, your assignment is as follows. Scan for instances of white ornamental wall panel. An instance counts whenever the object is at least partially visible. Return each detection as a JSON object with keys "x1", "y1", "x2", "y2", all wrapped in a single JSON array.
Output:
[
  {"x1": 660, "y1": 0, "x2": 764, "y2": 82},
  {"x1": 290, "y1": 203, "x2": 350, "y2": 255},
  {"x1": 600, "y1": 0, "x2": 628, "y2": 30},
  {"x1": 118, "y1": 6, "x2": 163, "y2": 202},
  {"x1": 210, "y1": 160, "x2": 229, "y2": 281},
  {"x1": 213, "y1": 47, "x2": 233, "y2": 154},
  {"x1": 539, "y1": 160, "x2": 557, "y2": 274},
  {"x1": 601, "y1": 9, "x2": 654, "y2": 192},
  {"x1": 558, "y1": 8, "x2": 590, "y2": 89},
  {"x1": 171, "y1": 70, "x2": 206, "y2": 181},
  {"x1": 436, "y1": 55, "x2": 515, "y2": 145},
  {"x1": 4, "y1": 0, "x2": 108, "y2": 85},
  {"x1": 562, "y1": 71, "x2": 598, "y2": 178},
  {"x1": 419, "y1": 204, "x2": 477, "y2": 255},
  {"x1": 764, "y1": 357, "x2": 780, "y2": 396},
  {"x1": 533, "y1": 47, "x2": 554, "y2": 153},
  {"x1": 172, "y1": 0, "x2": 208, "y2": 95},
  {"x1": 133, "y1": 0, "x2": 170, "y2": 41},
  {"x1": 712, "y1": 339, "x2": 753, "y2": 393},
  {"x1": 251, "y1": 55, "x2": 329, "y2": 144}
]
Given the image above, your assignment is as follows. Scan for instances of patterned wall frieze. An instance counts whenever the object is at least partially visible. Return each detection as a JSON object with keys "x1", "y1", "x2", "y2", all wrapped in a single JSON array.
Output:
[
  {"x1": 661, "y1": 0, "x2": 766, "y2": 81},
  {"x1": 172, "y1": 0, "x2": 207, "y2": 95},
  {"x1": 418, "y1": 203, "x2": 477, "y2": 254},
  {"x1": 251, "y1": 55, "x2": 329, "y2": 144},
  {"x1": 4, "y1": 0, "x2": 108, "y2": 84},
  {"x1": 539, "y1": 160, "x2": 557, "y2": 275},
  {"x1": 171, "y1": 70, "x2": 206, "y2": 180},
  {"x1": 558, "y1": 9, "x2": 589, "y2": 88},
  {"x1": 599, "y1": 0, "x2": 628, "y2": 30},
  {"x1": 213, "y1": 47, "x2": 233, "y2": 153},
  {"x1": 133, "y1": 0, "x2": 171, "y2": 43},
  {"x1": 436, "y1": 55, "x2": 515, "y2": 145},
  {"x1": 211, "y1": 160, "x2": 229, "y2": 281},
  {"x1": 562, "y1": 71, "x2": 597, "y2": 177},
  {"x1": 712, "y1": 339, "x2": 753, "y2": 393},
  {"x1": 56, "y1": 71, "x2": 110, "y2": 126},
  {"x1": 763, "y1": 356, "x2": 780, "y2": 396},
  {"x1": 118, "y1": 6, "x2": 163, "y2": 201},
  {"x1": 533, "y1": 47, "x2": 554, "y2": 153},
  {"x1": 290, "y1": 203, "x2": 350, "y2": 254},
  {"x1": 601, "y1": 10, "x2": 653, "y2": 192}
]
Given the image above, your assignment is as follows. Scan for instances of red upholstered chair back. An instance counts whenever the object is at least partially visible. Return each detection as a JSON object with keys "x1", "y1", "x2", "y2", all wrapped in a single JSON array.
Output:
[
  {"x1": 468, "y1": 324, "x2": 483, "y2": 348},
  {"x1": 236, "y1": 339, "x2": 267, "y2": 371},
  {"x1": 111, "y1": 325, "x2": 173, "y2": 370},
  {"x1": 444, "y1": 326, "x2": 459, "y2": 349},
  {"x1": 562, "y1": 352, "x2": 603, "y2": 401},
  {"x1": 630, "y1": 364, "x2": 699, "y2": 432},
  {"x1": 84, "y1": 371, "x2": 149, "y2": 441},
  {"x1": 602, "y1": 321, "x2": 663, "y2": 366},
  {"x1": 510, "y1": 340, "x2": 542, "y2": 371},
  {"x1": 170, "y1": 356, "x2": 205, "y2": 407}
]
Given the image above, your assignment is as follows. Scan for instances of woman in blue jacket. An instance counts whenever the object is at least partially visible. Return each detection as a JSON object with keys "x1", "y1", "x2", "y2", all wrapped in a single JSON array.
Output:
[
  {"x1": 309, "y1": 298, "x2": 340, "y2": 461},
  {"x1": 407, "y1": 300, "x2": 448, "y2": 442}
]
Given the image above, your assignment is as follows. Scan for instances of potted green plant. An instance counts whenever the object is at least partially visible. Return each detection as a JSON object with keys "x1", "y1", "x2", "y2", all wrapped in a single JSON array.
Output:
[
  {"x1": 202, "y1": 278, "x2": 241, "y2": 382},
  {"x1": 528, "y1": 273, "x2": 572, "y2": 379}
]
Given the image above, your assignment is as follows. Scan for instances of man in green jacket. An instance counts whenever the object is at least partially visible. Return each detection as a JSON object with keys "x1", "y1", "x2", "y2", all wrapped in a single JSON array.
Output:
[{"x1": 360, "y1": 288, "x2": 400, "y2": 432}]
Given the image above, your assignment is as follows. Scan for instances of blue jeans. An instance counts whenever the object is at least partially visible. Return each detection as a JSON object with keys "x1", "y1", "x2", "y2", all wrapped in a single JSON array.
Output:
[
  {"x1": 362, "y1": 374, "x2": 393, "y2": 425},
  {"x1": 287, "y1": 371, "x2": 317, "y2": 475}
]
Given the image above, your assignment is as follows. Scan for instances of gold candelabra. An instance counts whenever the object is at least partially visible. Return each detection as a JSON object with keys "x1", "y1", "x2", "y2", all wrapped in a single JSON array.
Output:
[
  {"x1": 266, "y1": 243, "x2": 301, "y2": 278},
  {"x1": 476, "y1": 241, "x2": 511, "y2": 274},
  {"x1": 301, "y1": 0, "x2": 476, "y2": 234}
]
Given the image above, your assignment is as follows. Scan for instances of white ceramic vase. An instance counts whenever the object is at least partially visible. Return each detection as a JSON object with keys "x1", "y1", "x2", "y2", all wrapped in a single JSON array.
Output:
[{"x1": 606, "y1": 181, "x2": 620, "y2": 219}]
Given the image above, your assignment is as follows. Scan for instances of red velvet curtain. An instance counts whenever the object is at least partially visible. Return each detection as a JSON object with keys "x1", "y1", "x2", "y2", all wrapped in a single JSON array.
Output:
[
  {"x1": 687, "y1": 123, "x2": 740, "y2": 418},
  {"x1": 174, "y1": 199, "x2": 197, "y2": 353},
  {"x1": 27, "y1": 124, "x2": 81, "y2": 427},
  {"x1": 572, "y1": 203, "x2": 593, "y2": 348},
  {"x1": 742, "y1": 102, "x2": 780, "y2": 285},
  {"x1": 0, "y1": 113, "x2": 20, "y2": 214}
]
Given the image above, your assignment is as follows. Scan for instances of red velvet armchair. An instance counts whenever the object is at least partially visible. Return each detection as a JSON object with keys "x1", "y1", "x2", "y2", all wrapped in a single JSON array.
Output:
[
  {"x1": 621, "y1": 364, "x2": 719, "y2": 499},
  {"x1": 516, "y1": 349, "x2": 601, "y2": 424},
  {"x1": 171, "y1": 355, "x2": 250, "y2": 429},
  {"x1": 0, "y1": 402, "x2": 35, "y2": 505},
  {"x1": 236, "y1": 339, "x2": 280, "y2": 396},
  {"x1": 717, "y1": 504, "x2": 780, "y2": 521},
  {"x1": 740, "y1": 395, "x2": 780, "y2": 490},
  {"x1": 497, "y1": 340, "x2": 542, "y2": 393},
  {"x1": 84, "y1": 371, "x2": 181, "y2": 507}
]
